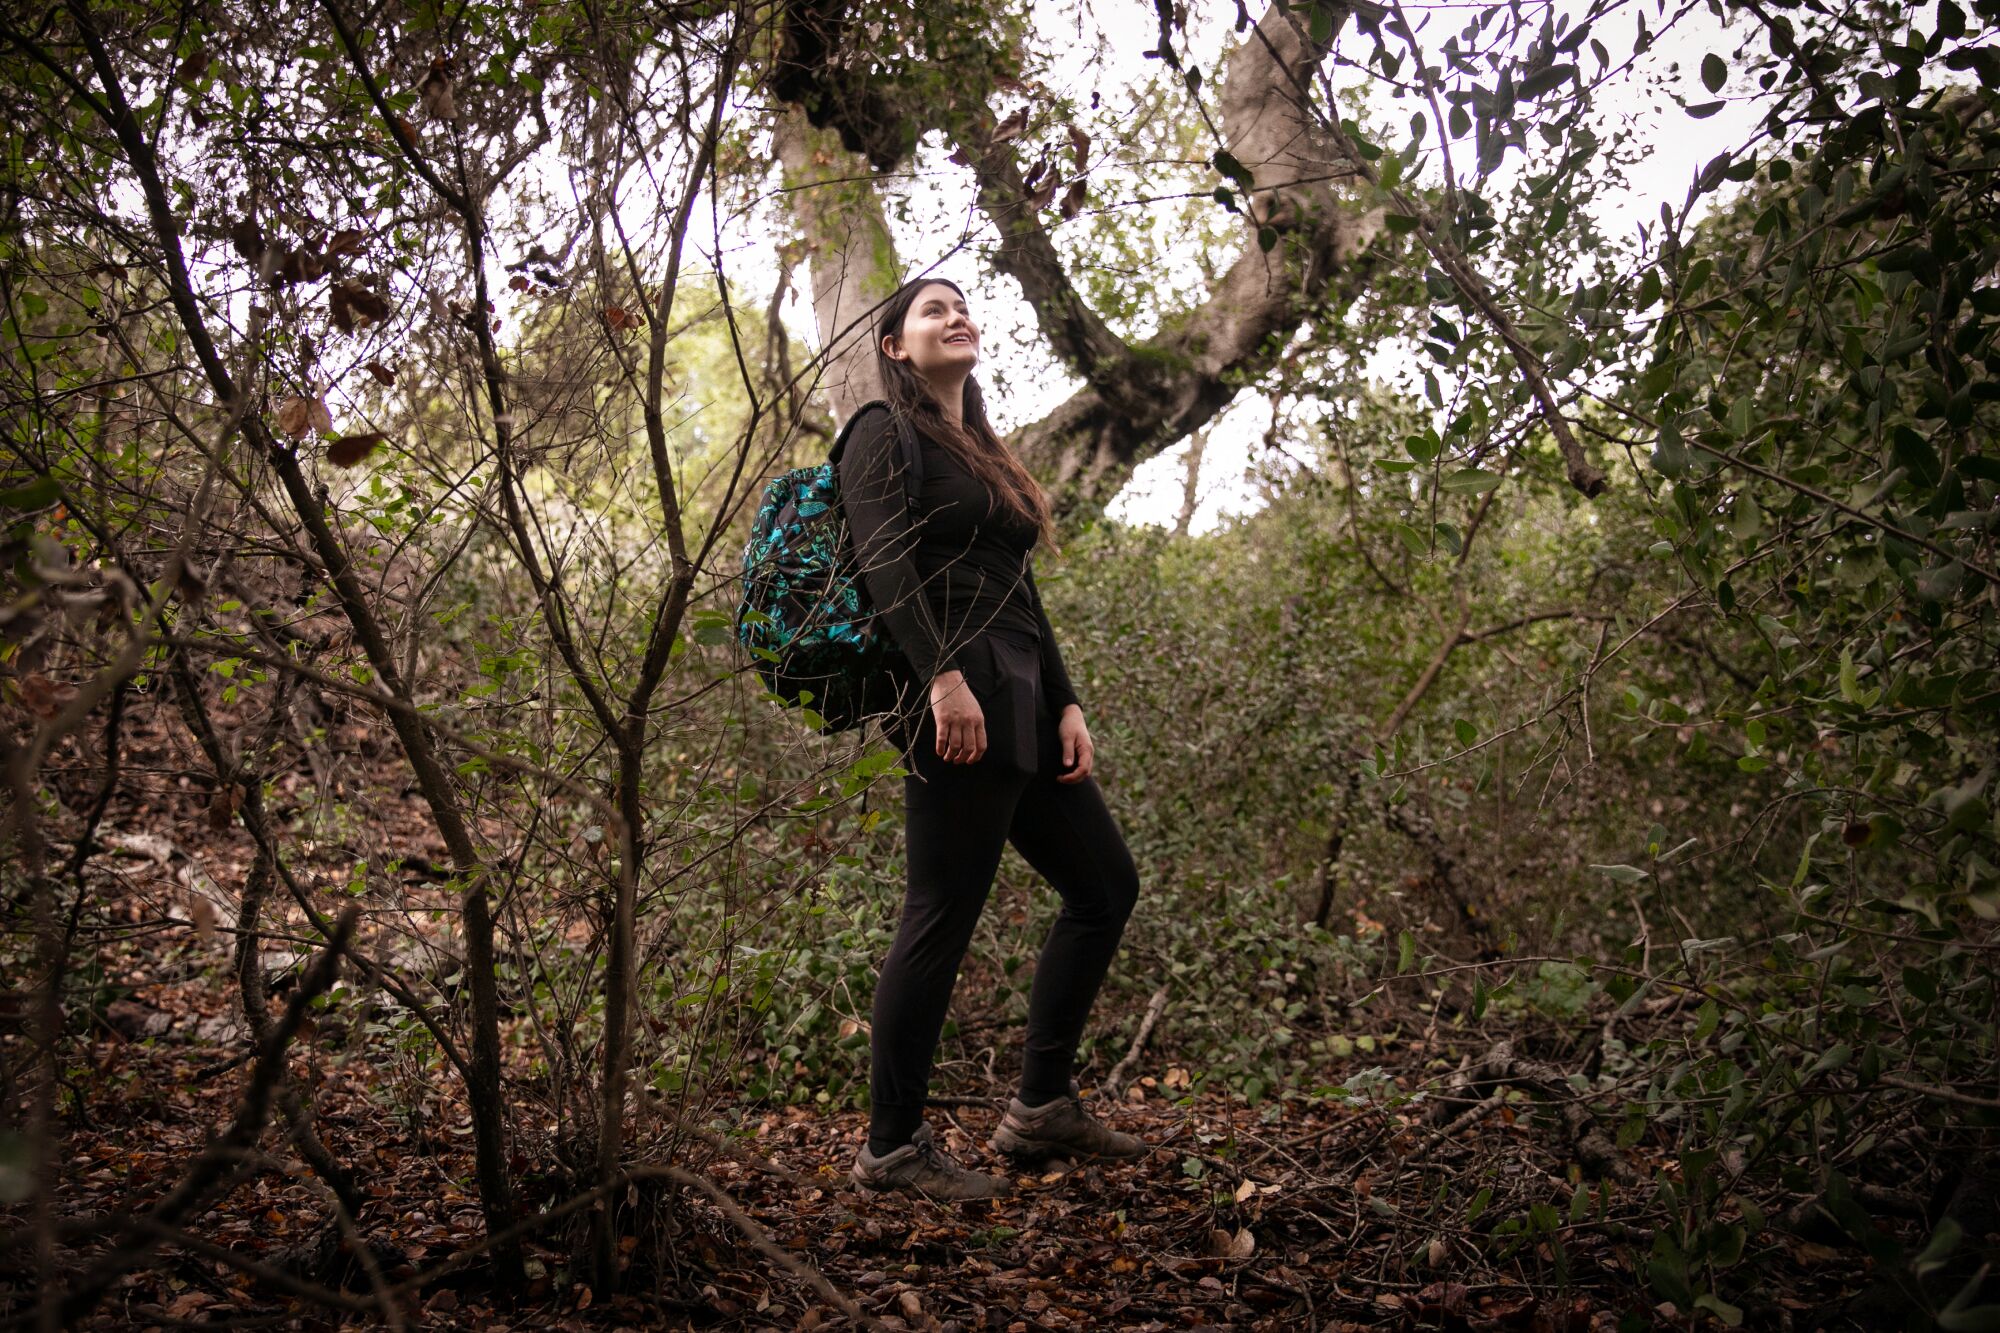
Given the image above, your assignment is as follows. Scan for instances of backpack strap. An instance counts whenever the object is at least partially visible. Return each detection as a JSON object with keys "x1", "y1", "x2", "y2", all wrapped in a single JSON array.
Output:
[{"x1": 828, "y1": 399, "x2": 924, "y2": 504}]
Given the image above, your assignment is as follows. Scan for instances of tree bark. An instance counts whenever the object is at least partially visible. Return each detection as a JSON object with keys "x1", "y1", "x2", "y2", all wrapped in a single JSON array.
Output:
[{"x1": 773, "y1": 109, "x2": 902, "y2": 423}]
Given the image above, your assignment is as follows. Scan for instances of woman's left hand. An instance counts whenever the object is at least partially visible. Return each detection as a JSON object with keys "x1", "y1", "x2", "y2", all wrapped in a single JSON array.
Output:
[{"x1": 1056, "y1": 705, "x2": 1094, "y2": 783}]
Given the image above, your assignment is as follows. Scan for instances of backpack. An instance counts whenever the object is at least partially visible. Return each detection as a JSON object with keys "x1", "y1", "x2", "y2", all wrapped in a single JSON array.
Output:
[{"x1": 736, "y1": 401, "x2": 924, "y2": 732}]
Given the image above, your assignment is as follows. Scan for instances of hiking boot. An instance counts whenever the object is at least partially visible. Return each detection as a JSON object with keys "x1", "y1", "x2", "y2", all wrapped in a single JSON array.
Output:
[
  {"x1": 850, "y1": 1124, "x2": 1014, "y2": 1200},
  {"x1": 990, "y1": 1086, "x2": 1147, "y2": 1166}
]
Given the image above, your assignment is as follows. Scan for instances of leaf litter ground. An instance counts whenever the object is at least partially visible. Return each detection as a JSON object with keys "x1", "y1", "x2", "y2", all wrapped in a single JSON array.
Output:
[{"x1": 4, "y1": 701, "x2": 1883, "y2": 1330}]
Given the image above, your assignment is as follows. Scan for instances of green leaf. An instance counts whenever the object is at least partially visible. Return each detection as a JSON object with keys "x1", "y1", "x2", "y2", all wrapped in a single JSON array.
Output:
[
  {"x1": 1916, "y1": 1218, "x2": 1964, "y2": 1275},
  {"x1": 1453, "y1": 718, "x2": 1477, "y2": 747},
  {"x1": 1728, "y1": 395, "x2": 1754, "y2": 438},
  {"x1": 1805, "y1": 1043, "x2": 1853, "y2": 1079},
  {"x1": 1308, "y1": 0, "x2": 1335, "y2": 43},
  {"x1": 1695, "y1": 1294, "x2": 1744, "y2": 1327},
  {"x1": 1651, "y1": 422, "x2": 1688, "y2": 477},
  {"x1": 1837, "y1": 648, "x2": 1880, "y2": 707},
  {"x1": 1685, "y1": 100, "x2": 1725, "y2": 119},
  {"x1": 1590, "y1": 864, "x2": 1650, "y2": 884},
  {"x1": 1649, "y1": 1255, "x2": 1695, "y2": 1307},
  {"x1": 1892, "y1": 426, "x2": 1942, "y2": 489},
  {"x1": 1440, "y1": 468, "x2": 1501, "y2": 494},
  {"x1": 1692, "y1": 999, "x2": 1719, "y2": 1040},
  {"x1": 1397, "y1": 930, "x2": 1416, "y2": 973},
  {"x1": 1636, "y1": 268, "x2": 1663, "y2": 310},
  {"x1": 1517, "y1": 63, "x2": 1577, "y2": 99},
  {"x1": 1212, "y1": 149, "x2": 1255, "y2": 191},
  {"x1": 0, "y1": 475, "x2": 60, "y2": 510},
  {"x1": 1944, "y1": 47, "x2": 2000, "y2": 90},
  {"x1": 1700, "y1": 53, "x2": 1727, "y2": 93}
]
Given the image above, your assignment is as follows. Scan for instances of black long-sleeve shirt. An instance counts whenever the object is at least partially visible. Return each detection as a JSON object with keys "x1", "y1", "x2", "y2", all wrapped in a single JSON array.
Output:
[{"x1": 837, "y1": 405, "x2": 1079, "y2": 716}]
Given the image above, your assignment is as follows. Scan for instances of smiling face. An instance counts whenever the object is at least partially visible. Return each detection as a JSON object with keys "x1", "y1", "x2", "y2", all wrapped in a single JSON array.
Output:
[{"x1": 881, "y1": 281, "x2": 980, "y2": 383}]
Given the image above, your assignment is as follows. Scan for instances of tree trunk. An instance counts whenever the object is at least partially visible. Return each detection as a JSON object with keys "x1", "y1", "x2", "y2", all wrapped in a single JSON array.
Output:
[{"x1": 773, "y1": 108, "x2": 902, "y2": 423}]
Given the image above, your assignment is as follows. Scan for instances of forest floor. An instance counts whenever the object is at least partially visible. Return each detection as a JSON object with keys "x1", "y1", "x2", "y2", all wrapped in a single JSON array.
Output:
[
  {"x1": 5, "y1": 993, "x2": 1884, "y2": 1333},
  {"x1": 2, "y1": 700, "x2": 1899, "y2": 1331}
]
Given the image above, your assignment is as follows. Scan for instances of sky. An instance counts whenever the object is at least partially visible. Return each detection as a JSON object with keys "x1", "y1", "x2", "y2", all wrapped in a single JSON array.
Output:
[{"x1": 757, "y1": 0, "x2": 1780, "y2": 532}]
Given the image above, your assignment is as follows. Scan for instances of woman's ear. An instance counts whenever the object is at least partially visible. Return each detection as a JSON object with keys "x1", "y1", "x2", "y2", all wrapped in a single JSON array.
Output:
[{"x1": 881, "y1": 334, "x2": 906, "y2": 362}]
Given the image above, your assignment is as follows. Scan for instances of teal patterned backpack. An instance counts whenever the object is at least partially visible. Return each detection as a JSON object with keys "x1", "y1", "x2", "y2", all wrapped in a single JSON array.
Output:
[{"x1": 736, "y1": 402, "x2": 923, "y2": 732}]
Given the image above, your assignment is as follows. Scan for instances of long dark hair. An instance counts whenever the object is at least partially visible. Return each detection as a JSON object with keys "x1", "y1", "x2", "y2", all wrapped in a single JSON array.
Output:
[{"x1": 874, "y1": 277, "x2": 1054, "y2": 545}]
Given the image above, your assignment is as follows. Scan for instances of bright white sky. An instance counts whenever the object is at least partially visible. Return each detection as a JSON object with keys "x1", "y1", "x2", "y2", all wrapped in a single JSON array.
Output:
[{"x1": 759, "y1": 0, "x2": 1778, "y2": 532}]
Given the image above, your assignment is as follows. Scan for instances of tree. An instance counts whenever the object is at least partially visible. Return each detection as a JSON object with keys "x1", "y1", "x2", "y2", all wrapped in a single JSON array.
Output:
[{"x1": 770, "y1": 0, "x2": 1387, "y2": 515}]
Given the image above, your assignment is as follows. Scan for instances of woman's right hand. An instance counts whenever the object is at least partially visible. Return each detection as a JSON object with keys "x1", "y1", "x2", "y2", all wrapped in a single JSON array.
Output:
[{"x1": 929, "y1": 669, "x2": 986, "y2": 764}]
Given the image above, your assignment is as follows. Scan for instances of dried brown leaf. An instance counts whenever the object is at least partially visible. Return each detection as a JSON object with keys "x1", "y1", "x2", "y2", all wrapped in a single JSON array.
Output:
[
  {"x1": 176, "y1": 42, "x2": 210, "y2": 86},
  {"x1": 274, "y1": 247, "x2": 326, "y2": 286},
  {"x1": 362, "y1": 361, "x2": 397, "y2": 386},
  {"x1": 1068, "y1": 123, "x2": 1091, "y2": 165},
  {"x1": 329, "y1": 280, "x2": 390, "y2": 333},
  {"x1": 419, "y1": 66, "x2": 456, "y2": 120},
  {"x1": 1023, "y1": 150, "x2": 1051, "y2": 192},
  {"x1": 326, "y1": 432, "x2": 386, "y2": 467},
  {"x1": 1417, "y1": 1282, "x2": 1471, "y2": 1317},
  {"x1": 228, "y1": 217, "x2": 266, "y2": 264},
  {"x1": 1208, "y1": 1226, "x2": 1254, "y2": 1259},
  {"x1": 1060, "y1": 178, "x2": 1088, "y2": 219},
  {"x1": 275, "y1": 396, "x2": 317, "y2": 437},
  {"x1": 325, "y1": 228, "x2": 367, "y2": 259},
  {"x1": 992, "y1": 106, "x2": 1028, "y2": 143},
  {"x1": 19, "y1": 672, "x2": 77, "y2": 720},
  {"x1": 185, "y1": 892, "x2": 217, "y2": 943}
]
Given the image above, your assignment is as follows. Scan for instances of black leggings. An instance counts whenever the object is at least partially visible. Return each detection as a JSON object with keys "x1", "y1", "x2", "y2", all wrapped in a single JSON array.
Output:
[{"x1": 868, "y1": 750, "x2": 1141, "y2": 1147}]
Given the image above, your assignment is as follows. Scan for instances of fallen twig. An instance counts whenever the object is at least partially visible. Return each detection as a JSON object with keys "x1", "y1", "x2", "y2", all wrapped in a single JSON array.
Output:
[
  {"x1": 1103, "y1": 985, "x2": 1170, "y2": 1098},
  {"x1": 1420, "y1": 1040, "x2": 1635, "y2": 1183},
  {"x1": 650, "y1": 1165, "x2": 887, "y2": 1331}
]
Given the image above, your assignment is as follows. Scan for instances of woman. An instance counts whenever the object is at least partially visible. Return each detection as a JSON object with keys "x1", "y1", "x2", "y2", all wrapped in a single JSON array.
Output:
[{"x1": 838, "y1": 277, "x2": 1146, "y2": 1199}]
